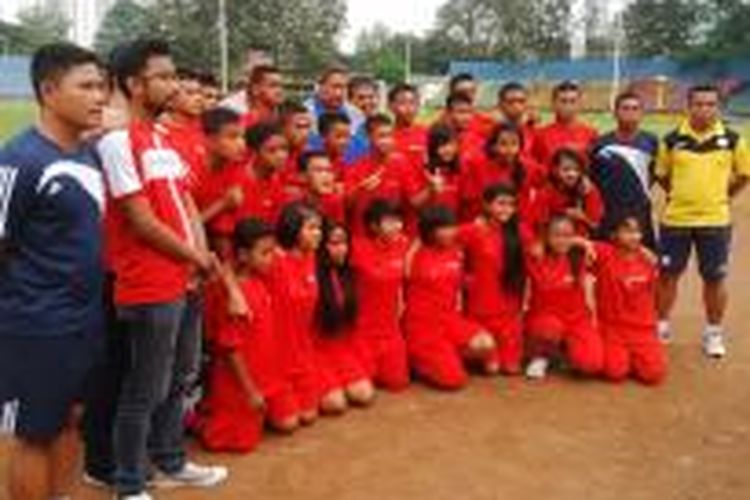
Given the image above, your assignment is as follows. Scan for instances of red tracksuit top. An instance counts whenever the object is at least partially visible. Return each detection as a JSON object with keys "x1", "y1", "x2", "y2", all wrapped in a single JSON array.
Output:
[
  {"x1": 404, "y1": 245, "x2": 464, "y2": 321},
  {"x1": 529, "y1": 182, "x2": 604, "y2": 237},
  {"x1": 393, "y1": 124, "x2": 428, "y2": 174},
  {"x1": 211, "y1": 275, "x2": 283, "y2": 395},
  {"x1": 404, "y1": 165, "x2": 462, "y2": 216},
  {"x1": 234, "y1": 165, "x2": 287, "y2": 226},
  {"x1": 344, "y1": 153, "x2": 410, "y2": 237},
  {"x1": 460, "y1": 151, "x2": 546, "y2": 221},
  {"x1": 533, "y1": 120, "x2": 598, "y2": 169},
  {"x1": 266, "y1": 251, "x2": 320, "y2": 374},
  {"x1": 193, "y1": 161, "x2": 246, "y2": 237},
  {"x1": 351, "y1": 235, "x2": 409, "y2": 338},
  {"x1": 459, "y1": 221, "x2": 524, "y2": 321},
  {"x1": 526, "y1": 253, "x2": 590, "y2": 323},
  {"x1": 593, "y1": 243, "x2": 658, "y2": 330}
]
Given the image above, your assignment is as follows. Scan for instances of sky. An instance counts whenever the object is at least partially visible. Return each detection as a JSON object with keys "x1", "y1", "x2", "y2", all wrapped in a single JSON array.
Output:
[
  {"x1": 340, "y1": 0, "x2": 444, "y2": 53},
  {"x1": 340, "y1": 0, "x2": 630, "y2": 54}
]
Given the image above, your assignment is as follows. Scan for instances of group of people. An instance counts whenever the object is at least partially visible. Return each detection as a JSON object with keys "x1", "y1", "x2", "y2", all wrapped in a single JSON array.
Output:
[{"x1": 1, "y1": 36, "x2": 749, "y2": 500}]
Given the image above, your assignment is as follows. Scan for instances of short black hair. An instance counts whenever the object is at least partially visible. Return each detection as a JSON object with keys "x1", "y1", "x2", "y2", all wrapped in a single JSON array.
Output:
[
  {"x1": 275, "y1": 201, "x2": 321, "y2": 250},
  {"x1": 348, "y1": 75, "x2": 377, "y2": 96},
  {"x1": 248, "y1": 64, "x2": 281, "y2": 87},
  {"x1": 363, "y1": 198, "x2": 402, "y2": 230},
  {"x1": 498, "y1": 81, "x2": 527, "y2": 101},
  {"x1": 245, "y1": 121, "x2": 284, "y2": 151},
  {"x1": 177, "y1": 67, "x2": 201, "y2": 82},
  {"x1": 687, "y1": 83, "x2": 720, "y2": 102},
  {"x1": 318, "y1": 112, "x2": 350, "y2": 137},
  {"x1": 614, "y1": 91, "x2": 642, "y2": 109},
  {"x1": 388, "y1": 82, "x2": 418, "y2": 103},
  {"x1": 298, "y1": 149, "x2": 329, "y2": 172},
  {"x1": 552, "y1": 80, "x2": 581, "y2": 99},
  {"x1": 31, "y1": 42, "x2": 102, "y2": 104},
  {"x1": 201, "y1": 107, "x2": 240, "y2": 136},
  {"x1": 365, "y1": 113, "x2": 392, "y2": 136},
  {"x1": 197, "y1": 71, "x2": 219, "y2": 87},
  {"x1": 445, "y1": 92, "x2": 473, "y2": 110},
  {"x1": 233, "y1": 217, "x2": 275, "y2": 252},
  {"x1": 609, "y1": 210, "x2": 642, "y2": 234},
  {"x1": 318, "y1": 65, "x2": 349, "y2": 84},
  {"x1": 109, "y1": 38, "x2": 171, "y2": 98},
  {"x1": 418, "y1": 205, "x2": 456, "y2": 244},
  {"x1": 449, "y1": 72, "x2": 475, "y2": 93},
  {"x1": 279, "y1": 99, "x2": 309, "y2": 123}
]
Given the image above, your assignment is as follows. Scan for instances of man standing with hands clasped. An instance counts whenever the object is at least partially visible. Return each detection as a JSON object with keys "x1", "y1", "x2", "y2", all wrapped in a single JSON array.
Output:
[
  {"x1": 97, "y1": 38, "x2": 227, "y2": 499},
  {"x1": 656, "y1": 84, "x2": 750, "y2": 358}
]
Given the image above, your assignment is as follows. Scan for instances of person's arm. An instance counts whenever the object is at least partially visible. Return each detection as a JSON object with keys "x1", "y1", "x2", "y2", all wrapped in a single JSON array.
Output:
[
  {"x1": 0, "y1": 158, "x2": 32, "y2": 266},
  {"x1": 653, "y1": 140, "x2": 672, "y2": 193},
  {"x1": 99, "y1": 130, "x2": 210, "y2": 271},
  {"x1": 200, "y1": 185, "x2": 243, "y2": 223},
  {"x1": 729, "y1": 136, "x2": 750, "y2": 198},
  {"x1": 183, "y1": 190, "x2": 208, "y2": 255},
  {"x1": 119, "y1": 195, "x2": 210, "y2": 270},
  {"x1": 226, "y1": 349, "x2": 266, "y2": 412}
]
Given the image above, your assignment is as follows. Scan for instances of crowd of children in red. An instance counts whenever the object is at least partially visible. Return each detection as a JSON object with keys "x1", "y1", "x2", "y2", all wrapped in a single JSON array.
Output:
[
  {"x1": 15, "y1": 39, "x2": 738, "y2": 500},
  {"x1": 166, "y1": 68, "x2": 667, "y2": 456}
]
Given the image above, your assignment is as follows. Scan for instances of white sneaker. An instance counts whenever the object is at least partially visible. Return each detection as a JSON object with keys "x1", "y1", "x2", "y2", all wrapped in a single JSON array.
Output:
[
  {"x1": 115, "y1": 493, "x2": 153, "y2": 500},
  {"x1": 525, "y1": 357, "x2": 550, "y2": 380},
  {"x1": 83, "y1": 472, "x2": 111, "y2": 489},
  {"x1": 702, "y1": 330, "x2": 727, "y2": 359},
  {"x1": 152, "y1": 462, "x2": 228, "y2": 489}
]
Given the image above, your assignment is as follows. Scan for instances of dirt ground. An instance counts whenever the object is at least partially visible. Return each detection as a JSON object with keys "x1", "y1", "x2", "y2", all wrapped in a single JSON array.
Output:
[{"x1": 3, "y1": 205, "x2": 750, "y2": 500}]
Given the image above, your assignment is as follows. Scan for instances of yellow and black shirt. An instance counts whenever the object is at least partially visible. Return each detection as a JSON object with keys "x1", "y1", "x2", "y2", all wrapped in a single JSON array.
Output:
[{"x1": 655, "y1": 120, "x2": 750, "y2": 227}]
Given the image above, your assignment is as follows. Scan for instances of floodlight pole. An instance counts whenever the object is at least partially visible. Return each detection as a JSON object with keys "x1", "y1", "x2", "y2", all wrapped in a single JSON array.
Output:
[
  {"x1": 404, "y1": 38, "x2": 412, "y2": 83},
  {"x1": 610, "y1": 10, "x2": 624, "y2": 109},
  {"x1": 218, "y1": 0, "x2": 229, "y2": 93}
]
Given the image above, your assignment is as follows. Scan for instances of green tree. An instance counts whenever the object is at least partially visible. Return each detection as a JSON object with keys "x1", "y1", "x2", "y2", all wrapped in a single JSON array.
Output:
[
  {"x1": 690, "y1": 0, "x2": 750, "y2": 60},
  {"x1": 94, "y1": 0, "x2": 159, "y2": 56},
  {"x1": 622, "y1": 0, "x2": 704, "y2": 57},
  {"x1": 351, "y1": 24, "x2": 408, "y2": 82},
  {"x1": 0, "y1": 4, "x2": 70, "y2": 54}
]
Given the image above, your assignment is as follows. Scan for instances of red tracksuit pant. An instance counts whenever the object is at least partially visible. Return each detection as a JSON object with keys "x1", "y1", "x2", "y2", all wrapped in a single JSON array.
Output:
[
  {"x1": 601, "y1": 324, "x2": 666, "y2": 385},
  {"x1": 525, "y1": 313, "x2": 604, "y2": 375}
]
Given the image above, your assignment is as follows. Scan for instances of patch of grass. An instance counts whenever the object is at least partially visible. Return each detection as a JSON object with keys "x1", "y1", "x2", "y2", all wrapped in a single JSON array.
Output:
[{"x1": 0, "y1": 99, "x2": 35, "y2": 143}]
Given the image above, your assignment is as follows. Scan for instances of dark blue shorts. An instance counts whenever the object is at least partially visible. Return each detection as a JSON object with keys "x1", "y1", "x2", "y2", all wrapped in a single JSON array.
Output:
[
  {"x1": 659, "y1": 225, "x2": 732, "y2": 282},
  {"x1": 0, "y1": 331, "x2": 99, "y2": 441}
]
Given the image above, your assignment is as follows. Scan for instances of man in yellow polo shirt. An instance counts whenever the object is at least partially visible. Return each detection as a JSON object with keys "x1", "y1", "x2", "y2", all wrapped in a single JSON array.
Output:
[{"x1": 656, "y1": 84, "x2": 750, "y2": 358}]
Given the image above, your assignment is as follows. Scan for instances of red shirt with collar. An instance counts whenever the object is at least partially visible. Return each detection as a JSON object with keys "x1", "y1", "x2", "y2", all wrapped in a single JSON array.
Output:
[
  {"x1": 593, "y1": 242, "x2": 657, "y2": 329},
  {"x1": 533, "y1": 120, "x2": 598, "y2": 169},
  {"x1": 100, "y1": 121, "x2": 193, "y2": 305}
]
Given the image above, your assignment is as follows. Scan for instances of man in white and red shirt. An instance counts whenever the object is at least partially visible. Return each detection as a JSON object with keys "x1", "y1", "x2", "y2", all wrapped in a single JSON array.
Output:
[{"x1": 97, "y1": 38, "x2": 227, "y2": 499}]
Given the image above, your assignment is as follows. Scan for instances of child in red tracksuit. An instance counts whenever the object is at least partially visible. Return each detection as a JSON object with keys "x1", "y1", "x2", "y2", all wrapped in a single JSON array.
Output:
[
  {"x1": 460, "y1": 183, "x2": 527, "y2": 375},
  {"x1": 530, "y1": 147, "x2": 603, "y2": 237},
  {"x1": 525, "y1": 215, "x2": 604, "y2": 380},
  {"x1": 350, "y1": 199, "x2": 410, "y2": 391},
  {"x1": 198, "y1": 218, "x2": 298, "y2": 452},
  {"x1": 194, "y1": 108, "x2": 247, "y2": 258},
  {"x1": 461, "y1": 122, "x2": 546, "y2": 222},
  {"x1": 314, "y1": 220, "x2": 376, "y2": 414},
  {"x1": 404, "y1": 206, "x2": 496, "y2": 390},
  {"x1": 593, "y1": 214, "x2": 666, "y2": 385},
  {"x1": 266, "y1": 202, "x2": 324, "y2": 425},
  {"x1": 406, "y1": 125, "x2": 463, "y2": 216}
]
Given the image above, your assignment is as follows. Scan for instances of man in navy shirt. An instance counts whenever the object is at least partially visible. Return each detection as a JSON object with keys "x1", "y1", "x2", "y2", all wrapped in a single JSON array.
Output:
[
  {"x1": 0, "y1": 43, "x2": 106, "y2": 500},
  {"x1": 590, "y1": 92, "x2": 659, "y2": 249}
]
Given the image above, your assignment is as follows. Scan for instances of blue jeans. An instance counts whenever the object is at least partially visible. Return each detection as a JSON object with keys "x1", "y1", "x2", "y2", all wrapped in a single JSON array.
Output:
[{"x1": 112, "y1": 295, "x2": 202, "y2": 495}]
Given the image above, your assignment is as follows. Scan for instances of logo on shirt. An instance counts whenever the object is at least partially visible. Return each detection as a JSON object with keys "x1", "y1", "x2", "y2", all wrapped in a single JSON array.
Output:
[
  {"x1": 36, "y1": 161, "x2": 105, "y2": 213},
  {"x1": 0, "y1": 165, "x2": 19, "y2": 239}
]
